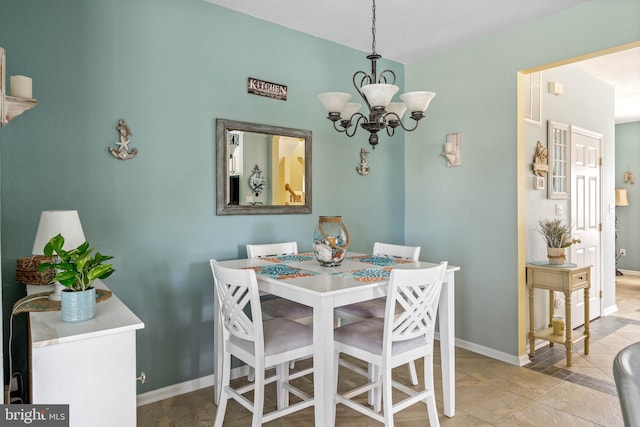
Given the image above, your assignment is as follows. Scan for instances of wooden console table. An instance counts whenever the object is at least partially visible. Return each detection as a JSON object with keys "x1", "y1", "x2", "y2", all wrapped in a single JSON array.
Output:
[{"x1": 526, "y1": 263, "x2": 591, "y2": 366}]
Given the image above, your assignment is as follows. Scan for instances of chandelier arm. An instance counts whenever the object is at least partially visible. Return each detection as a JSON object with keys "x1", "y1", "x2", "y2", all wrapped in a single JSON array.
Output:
[
  {"x1": 344, "y1": 113, "x2": 367, "y2": 137},
  {"x1": 331, "y1": 120, "x2": 349, "y2": 133},
  {"x1": 378, "y1": 69, "x2": 397, "y2": 85},
  {"x1": 385, "y1": 126, "x2": 395, "y2": 137},
  {"x1": 353, "y1": 71, "x2": 373, "y2": 111},
  {"x1": 386, "y1": 115, "x2": 421, "y2": 132}
]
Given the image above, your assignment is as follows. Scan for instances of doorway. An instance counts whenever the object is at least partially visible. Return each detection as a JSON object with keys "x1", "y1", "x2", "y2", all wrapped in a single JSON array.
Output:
[{"x1": 517, "y1": 42, "x2": 640, "y2": 359}]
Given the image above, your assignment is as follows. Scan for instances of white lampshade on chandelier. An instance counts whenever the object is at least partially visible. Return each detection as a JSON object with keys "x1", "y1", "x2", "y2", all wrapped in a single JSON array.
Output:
[
  {"x1": 317, "y1": 0, "x2": 435, "y2": 149},
  {"x1": 32, "y1": 210, "x2": 87, "y2": 301}
]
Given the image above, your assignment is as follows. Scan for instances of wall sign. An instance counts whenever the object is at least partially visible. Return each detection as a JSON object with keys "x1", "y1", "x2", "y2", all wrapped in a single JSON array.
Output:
[{"x1": 247, "y1": 77, "x2": 287, "y2": 101}]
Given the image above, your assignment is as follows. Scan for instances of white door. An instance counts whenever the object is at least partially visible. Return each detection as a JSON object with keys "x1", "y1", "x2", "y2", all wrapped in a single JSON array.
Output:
[{"x1": 569, "y1": 126, "x2": 602, "y2": 327}]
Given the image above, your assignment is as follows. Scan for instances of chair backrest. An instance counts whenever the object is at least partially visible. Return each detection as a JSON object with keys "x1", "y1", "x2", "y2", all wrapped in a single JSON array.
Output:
[
  {"x1": 373, "y1": 242, "x2": 420, "y2": 261},
  {"x1": 383, "y1": 262, "x2": 447, "y2": 353},
  {"x1": 246, "y1": 241, "x2": 298, "y2": 259},
  {"x1": 614, "y1": 341, "x2": 640, "y2": 427},
  {"x1": 210, "y1": 260, "x2": 264, "y2": 352}
]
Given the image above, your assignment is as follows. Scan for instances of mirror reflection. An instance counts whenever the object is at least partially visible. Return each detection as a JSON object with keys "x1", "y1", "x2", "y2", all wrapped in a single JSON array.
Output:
[{"x1": 216, "y1": 119, "x2": 312, "y2": 215}]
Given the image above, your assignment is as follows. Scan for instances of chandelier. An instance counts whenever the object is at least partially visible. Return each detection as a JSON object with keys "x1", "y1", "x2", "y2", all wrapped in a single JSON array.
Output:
[{"x1": 317, "y1": 0, "x2": 435, "y2": 149}]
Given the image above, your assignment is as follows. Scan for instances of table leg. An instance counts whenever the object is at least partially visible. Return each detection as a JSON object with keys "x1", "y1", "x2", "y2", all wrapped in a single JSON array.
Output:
[
  {"x1": 584, "y1": 286, "x2": 590, "y2": 355},
  {"x1": 439, "y1": 274, "x2": 455, "y2": 417},
  {"x1": 314, "y1": 298, "x2": 335, "y2": 427},
  {"x1": 528, "y1": 286, "x2": 535, "y2": 357},
  {"x1": 564, "y1": 290, "x2": 573, "y2": 367}
]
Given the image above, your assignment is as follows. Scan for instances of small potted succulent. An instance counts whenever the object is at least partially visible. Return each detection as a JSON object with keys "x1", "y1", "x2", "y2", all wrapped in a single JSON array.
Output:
[
  {"x1": 38, "y1": 233, "x2": 115, "y2": 322},
  {"x1": 538, "y1": 219, "x2": 581, "y2": 265}
]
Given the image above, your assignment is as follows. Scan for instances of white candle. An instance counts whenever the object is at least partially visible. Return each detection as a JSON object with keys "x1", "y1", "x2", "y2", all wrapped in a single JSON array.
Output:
[
  {"x1": 444, "y1": 142, "x2": 454, "y2": 154},
  {"x1": 10, "y1": 75, "x2": 32, "y2": 98}
]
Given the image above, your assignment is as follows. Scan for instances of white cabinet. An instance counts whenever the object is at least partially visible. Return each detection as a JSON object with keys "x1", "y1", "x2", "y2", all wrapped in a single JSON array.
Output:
[{"x1": 27, "y1": 280, "x2": 144, "y2": 427}]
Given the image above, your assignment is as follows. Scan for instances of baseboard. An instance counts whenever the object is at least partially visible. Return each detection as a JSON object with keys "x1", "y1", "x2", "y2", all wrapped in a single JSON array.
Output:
[
  {"x1": 136, "y1": 365, "x2": 249, "y2": 407},
  {"x1": 603, "y1": 304, "x2": 619, "y2": 316},
  {"x1": 619, "y1": 269, "x2": 640, "y2": 276},
  {"x1": 435, "y1": 332, "x2": 522, "y2": 367}
]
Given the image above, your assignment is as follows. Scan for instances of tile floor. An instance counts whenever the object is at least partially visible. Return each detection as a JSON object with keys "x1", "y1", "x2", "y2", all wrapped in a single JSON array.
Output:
[{"x1": 137, "y1": 276, "x2": 640, "y2": 426}]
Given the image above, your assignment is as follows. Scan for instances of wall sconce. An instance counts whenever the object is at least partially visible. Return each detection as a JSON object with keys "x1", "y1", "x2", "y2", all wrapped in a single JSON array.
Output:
[{"x1": 441, "y1": 132, "x2": 461, "y2": 167}]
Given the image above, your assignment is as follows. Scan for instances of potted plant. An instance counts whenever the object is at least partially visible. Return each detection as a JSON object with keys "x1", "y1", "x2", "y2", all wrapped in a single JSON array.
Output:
[
  {"x1": 38, "y1": 233, "x2": 115, "y2": 322},
  {"x1": 538, "y1": 219, "x2": 581, "y2": 265}
]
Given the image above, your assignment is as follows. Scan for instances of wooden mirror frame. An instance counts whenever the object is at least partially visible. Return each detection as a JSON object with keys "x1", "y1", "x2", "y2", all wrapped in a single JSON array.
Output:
[{"x1": 216, "y1": 118, "x2": 312, "y2": 215}]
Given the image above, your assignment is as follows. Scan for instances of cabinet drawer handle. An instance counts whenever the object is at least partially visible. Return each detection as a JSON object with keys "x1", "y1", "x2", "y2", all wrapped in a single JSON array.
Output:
[{"x1": 577, "y1": 275, "x2": 584, "y2": 280}]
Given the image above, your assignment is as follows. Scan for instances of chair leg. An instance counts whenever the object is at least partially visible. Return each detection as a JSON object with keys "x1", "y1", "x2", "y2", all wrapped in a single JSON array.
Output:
[
  {"x1": 333, "y1": 351, "x2": 340, "y2": 427},
  {"x1": 276, "y1": 362, "x2": 290, "y2": 409},
  {"x1": 214, "y1": 353, "x2": 232, "y2": 427},
  {"x1": 252, "y1": 362, "x2": 265, "y2": 427},
  {"x1": 424, "y1": 354, "x2": 440, "y2": 427},
  {"x1": 248, "y1": 366, "x2": 255, "y2": 382},
  {"x1": 382, "y1": 365, "x2": 394, "y2": 427},
  {"x1": 408, "y1": 360, "x2": 418, "y2": 385},
  {"x1": 289, "y1": 360, "x2": 296, "y2": 370}
]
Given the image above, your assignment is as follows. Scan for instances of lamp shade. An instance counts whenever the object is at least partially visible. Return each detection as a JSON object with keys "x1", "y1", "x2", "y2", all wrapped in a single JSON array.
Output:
[
  {"x1": 615, "y1": 189, "x2": 630, "y2": 207},
  {"x1": 399, "y1": 91, "x2": 436, "y2": 112},
  {"x1": 32, "y1": 210, "x2": 86, "y2": 255},
  {"x1": 386, "y1": 102, "x2": 407, "y2": 120},
  {"x1": 360, "y1": 84, "x2": 399, "y2": 108},
  {"x1": 317, "y1": 92, "x2": 352, "y2": 113},
  {"x1": 340, "y1": 102, "x2": 362, "y2": 121}
]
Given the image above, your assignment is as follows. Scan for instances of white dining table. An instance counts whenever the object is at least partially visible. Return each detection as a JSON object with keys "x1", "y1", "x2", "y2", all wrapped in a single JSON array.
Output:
[{"x1": 214, "y1": 253, "x2": 459, "y2": 426}]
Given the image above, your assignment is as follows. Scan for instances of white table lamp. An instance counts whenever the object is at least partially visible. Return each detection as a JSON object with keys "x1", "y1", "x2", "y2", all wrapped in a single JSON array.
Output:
[{"x1": 32, "y1": 210, "x2": 86, "y2": 301}]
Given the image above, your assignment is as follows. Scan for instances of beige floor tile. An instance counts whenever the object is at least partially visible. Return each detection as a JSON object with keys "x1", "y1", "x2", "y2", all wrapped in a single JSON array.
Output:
[
  {"x1": 470, "y1": 360, "x2": 563, "y2": 399},
  {"x1": 498, "y1": 401, "x2": 599, "y2": 426},
  {"x1": 537, "y1": 381, "x2": 624, "y2": 426},
  {"x1": 454, "y1": 376, "x2": 534, "y2": 424}
]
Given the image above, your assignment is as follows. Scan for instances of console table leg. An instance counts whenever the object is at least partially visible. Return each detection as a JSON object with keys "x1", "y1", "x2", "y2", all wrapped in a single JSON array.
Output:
[
  {"x1": 584, "y1": 287, "x2": 590, "y2": 355},
  {"x1": 564, "y1": 290, "x2": 573, "y2": 367},
  {"x1": 528, "y1": 286, "x2": 535, "y2": 357}
]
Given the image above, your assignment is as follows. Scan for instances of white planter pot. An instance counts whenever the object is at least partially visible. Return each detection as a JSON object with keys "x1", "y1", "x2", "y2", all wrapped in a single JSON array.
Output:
[{"x1": 61, "y1": 287, "x2": 96, "y2": 323}]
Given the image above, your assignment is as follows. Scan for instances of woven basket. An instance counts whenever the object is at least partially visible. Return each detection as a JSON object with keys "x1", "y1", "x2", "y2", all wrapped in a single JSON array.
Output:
[{"x1": 16, "y1": 255, "x2": 55, "y2": 285}]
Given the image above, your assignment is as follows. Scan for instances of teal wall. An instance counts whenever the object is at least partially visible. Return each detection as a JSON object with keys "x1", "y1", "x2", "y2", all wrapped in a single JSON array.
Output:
[
  {"x1": 405, "y1": 0, "x2": 639, "y2": 358},
  {"x1": 0, "y1": 0, "x2": 406, "y2": 392},
  {"x1": 616, "y1": 121, "x2": 640, "y2": 270}
]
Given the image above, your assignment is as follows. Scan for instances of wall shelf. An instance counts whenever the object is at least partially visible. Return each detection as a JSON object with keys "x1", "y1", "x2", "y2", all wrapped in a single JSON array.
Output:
[{"x1": 0, "y1": 47, "x2": 37, "y2": 126}]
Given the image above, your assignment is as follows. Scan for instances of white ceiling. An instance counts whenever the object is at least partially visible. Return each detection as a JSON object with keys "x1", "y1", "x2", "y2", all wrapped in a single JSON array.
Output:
[{"x1": 205, "y1": 0, "x2": 639, "y2": 123}]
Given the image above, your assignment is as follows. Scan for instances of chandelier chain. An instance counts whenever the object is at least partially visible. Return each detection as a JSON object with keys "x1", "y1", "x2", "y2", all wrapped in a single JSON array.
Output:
[{"x1": 371, "y1": 0, "x2": 376, "y2": 54}]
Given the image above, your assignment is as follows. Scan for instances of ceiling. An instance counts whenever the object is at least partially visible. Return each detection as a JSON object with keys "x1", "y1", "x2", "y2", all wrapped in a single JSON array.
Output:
[{"x1": 205, "y1": 0, "x2": 639, "y2": 123}]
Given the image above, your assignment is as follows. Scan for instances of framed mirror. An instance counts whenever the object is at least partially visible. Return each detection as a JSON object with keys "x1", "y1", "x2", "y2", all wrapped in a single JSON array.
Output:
[{"x1": 216, "y1": 118, "x2": 312, "y2": 215}]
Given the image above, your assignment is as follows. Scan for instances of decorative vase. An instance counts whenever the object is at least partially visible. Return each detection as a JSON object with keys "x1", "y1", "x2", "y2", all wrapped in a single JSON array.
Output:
[
  {"x1": 61, "y1": 287, "x2": 96, "y2": 323},
  {"x1": 313, "y1": 216, "x2": 350, "y2": 266},
  {"x1": 547, "y1": 247, "x2": 566, "y2": 265}
]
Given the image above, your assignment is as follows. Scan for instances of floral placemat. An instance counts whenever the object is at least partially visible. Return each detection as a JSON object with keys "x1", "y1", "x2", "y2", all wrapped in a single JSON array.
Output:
[
  {"x1": 332, "y1": 267, "x2": 391, "y2": 282},
  {"x1": 348, "y1": 255, "x2": 415, "y2": 267},
  {"x1": 12, "y1": 289, "x2": 113, "y2": 315},
  {"x1": 246, "y1": 264, "x2": 320, "y2": 280},
  {"x1": 262, "y1": 252, "x2": 316, "y2": 263}
]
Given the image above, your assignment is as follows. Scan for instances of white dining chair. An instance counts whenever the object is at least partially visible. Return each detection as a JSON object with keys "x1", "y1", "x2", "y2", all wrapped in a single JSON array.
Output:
[
  {"x1": 334, "y1": 242, "x2": 421, "y2": 385},
  {"x1": 333, "y1": 262, "x2": 447, "y2": 427},
  {"x1": 246, "y1": 242, "x2": 314, "y2": 323},
  {"x1": 246, "y1": 242, "x2": 313, "y2": 378},
  {"x1": 211, "y1": 260, "x2": 314, "y2": 427}
]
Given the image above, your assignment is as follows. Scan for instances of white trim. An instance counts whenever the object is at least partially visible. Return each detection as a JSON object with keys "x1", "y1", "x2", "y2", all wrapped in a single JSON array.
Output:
[
  {"x1": 434, "y1": 333, "x2": 522, "y2": 367},
  {"x1": 603, "y1": 304, "x2": 619, "y2": 316},
  {"x1": 136, "y1": 366, "x2": 249, "y2": 407},
  {"x1": 619, "y1": 269, "x2": 640, "y2": 277}
]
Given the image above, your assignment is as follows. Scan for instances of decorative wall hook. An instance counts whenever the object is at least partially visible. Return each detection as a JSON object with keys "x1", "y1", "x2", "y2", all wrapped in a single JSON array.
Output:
[
  {"x1": 532, "y1": 140, "x2": 549, "y2": 176},
  {"x1": 624, "y1": 170, "x2": 634, "y2": 184},
  {"x1": 356, "y1": 148, "x2": 370, "y2": 175},
  {"x1": 109, "y1": 119, "x2": 138, "y2": 160}
]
